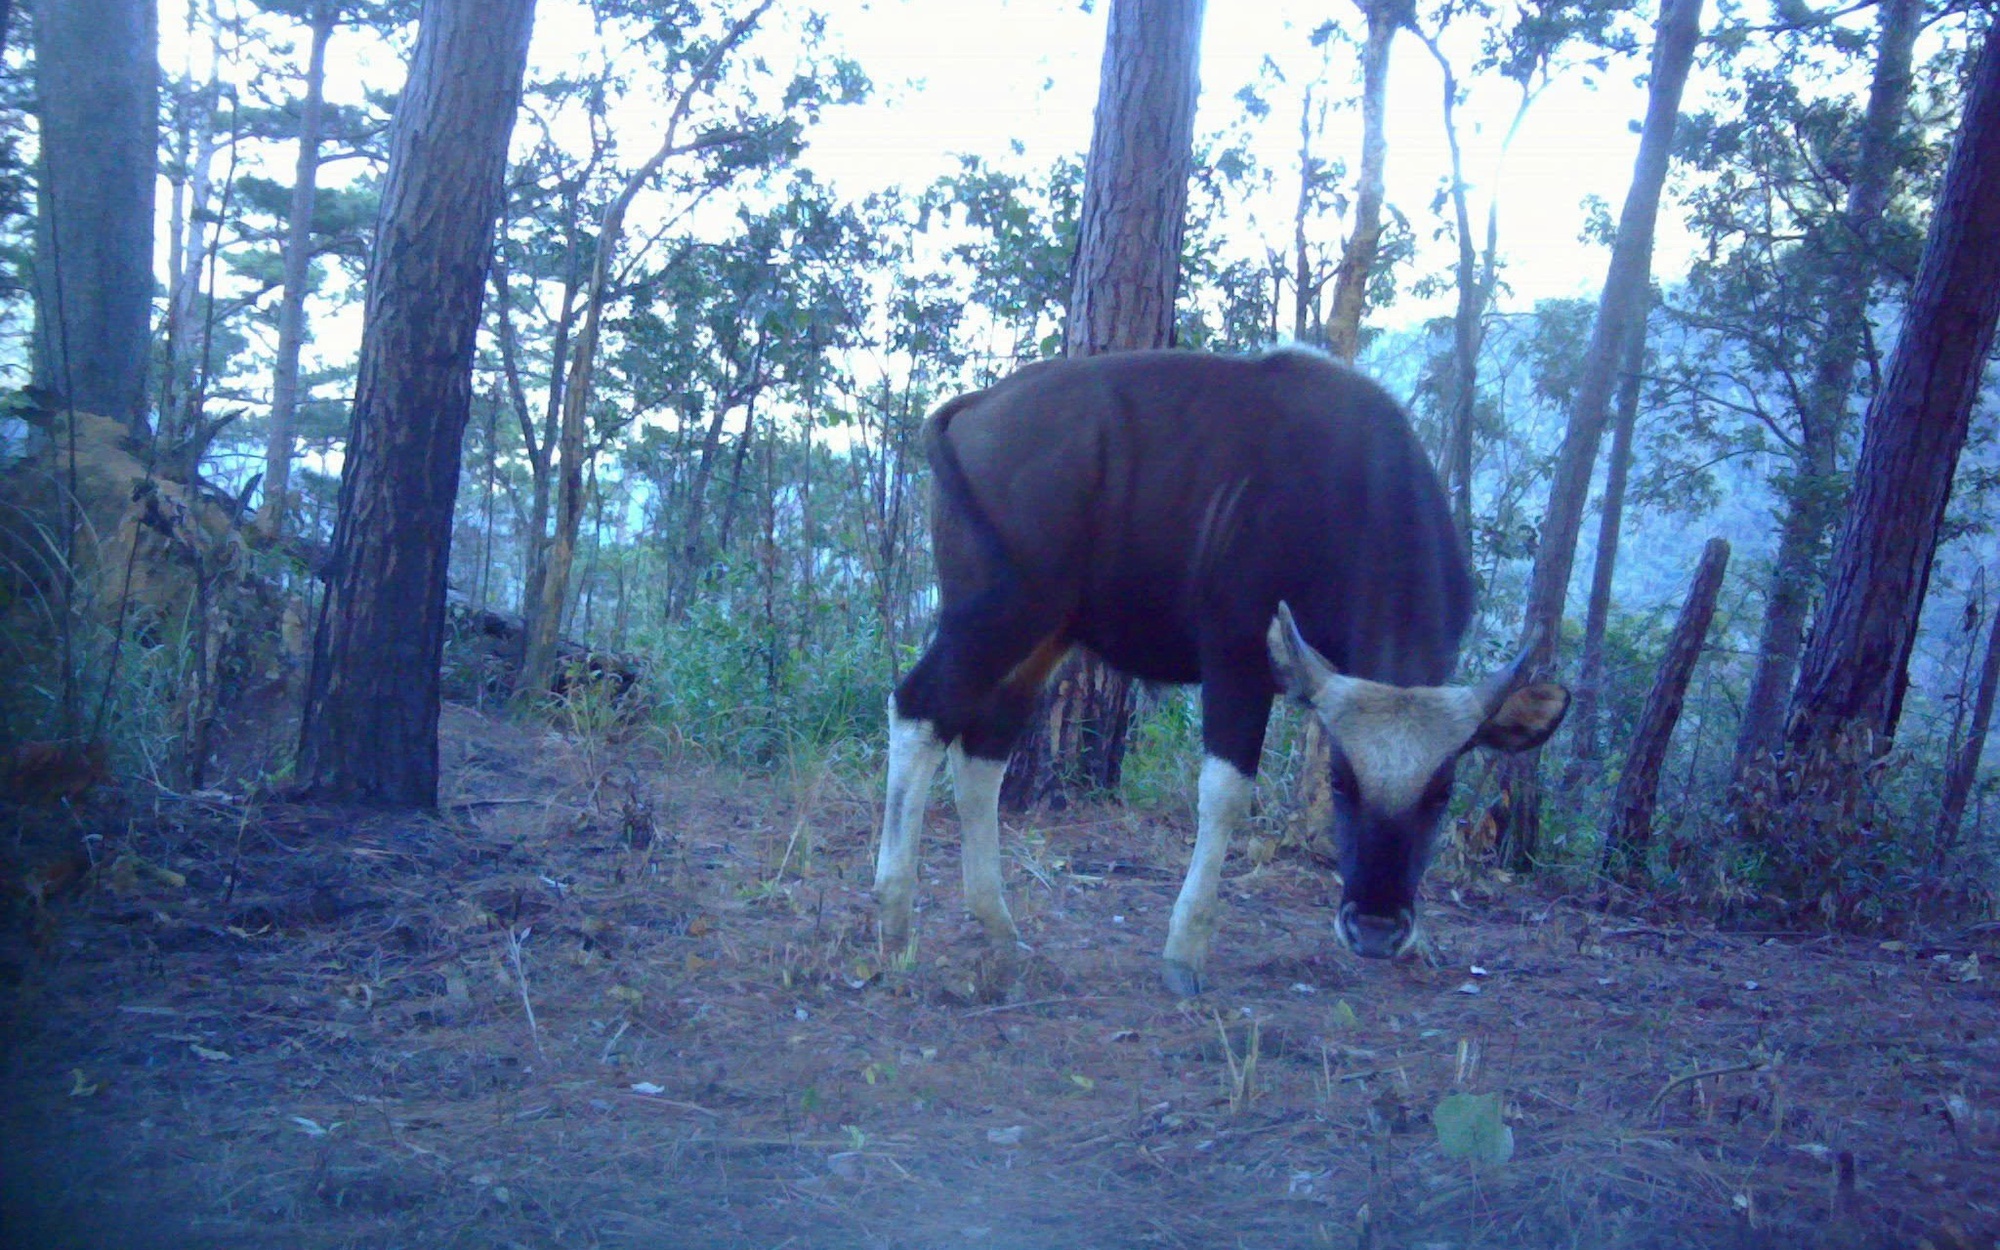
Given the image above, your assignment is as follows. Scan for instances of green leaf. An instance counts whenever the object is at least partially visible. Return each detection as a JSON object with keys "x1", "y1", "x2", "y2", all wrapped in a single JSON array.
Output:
[{"x1": 1432, "y1": 1092, "x2": 1514, "y2": 1165}]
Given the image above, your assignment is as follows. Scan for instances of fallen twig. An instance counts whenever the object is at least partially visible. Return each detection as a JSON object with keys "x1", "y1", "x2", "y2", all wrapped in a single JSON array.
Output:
[
  {"x1": 506, "y1": 925, "x2": 545, "y2": 1060},
  {"x1": 959, "y1": 996, "x2": 1095, "y2": 1018},
  {"x1": 1645, "y1": 1055, "x2": 1775, "y2": 1115},
  {"x1": 624, "y1": 1093, "x2": 720, "y2": 1116}
]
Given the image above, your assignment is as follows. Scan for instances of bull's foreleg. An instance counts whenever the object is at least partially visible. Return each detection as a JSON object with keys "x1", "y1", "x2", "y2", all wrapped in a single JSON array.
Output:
[
  {"x1": 876, "y1": 698, "x2": 947, "y2": 959},
  {"x1": 1161, "y1": 755, "x2": 1254, "y2": 996},
  {"x1": 950, "y1": 746, "x2": 1019, "y2": 946}
]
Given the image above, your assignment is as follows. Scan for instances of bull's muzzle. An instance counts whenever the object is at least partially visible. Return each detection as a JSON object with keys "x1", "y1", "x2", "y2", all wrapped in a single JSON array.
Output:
[{"x1": 1336, "y1": 903, "x2": 1416, "y2": 959}]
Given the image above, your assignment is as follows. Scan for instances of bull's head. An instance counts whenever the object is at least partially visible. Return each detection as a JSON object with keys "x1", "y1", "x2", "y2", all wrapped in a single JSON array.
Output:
[{"x1": 1267, "y1": 602, "x2": 1569, "y2": 959}]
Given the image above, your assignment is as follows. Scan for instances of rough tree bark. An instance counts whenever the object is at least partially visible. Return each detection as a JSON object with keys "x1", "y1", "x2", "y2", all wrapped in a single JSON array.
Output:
[
  {"x1": 1495, "y1": 0, "x2": 1703, "y2": 868},
  {"x1": 257, "y1": 1, "x2": 337, "y2": 544},
  {"x1": 298, "y1": 0, "x2": 536, "y2": 807},
  {"x1": 1059, "y1": 0, "x2": 1204, "y2": 361},
  {"x1": 1001, "y1": 0, "x2": 1205, "y2": 809},
  {"x1": 32, "y1": 0, "x2": 158, "y2": 437},
  {"x1": 1784, "y1": 26, "x2": 2000, "y2": 755},
  {"x1": 1731, "y1": 0, "x2": 1922, "y2": 775},
  {"x1": 1566, "y1": 314, "x2": 1648, "y2": 775},
  {"x1": 519, "y1": 0, "x2": 775, "y2": 699},
  {"x1": 1602, "y1": 537, "x2": 1730, "y2": 879}
]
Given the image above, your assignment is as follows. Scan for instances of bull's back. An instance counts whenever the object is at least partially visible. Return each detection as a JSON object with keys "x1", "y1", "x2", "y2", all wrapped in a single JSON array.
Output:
[{"x1": 928, "y1": 350, "x2": 1470, "y2": 685}]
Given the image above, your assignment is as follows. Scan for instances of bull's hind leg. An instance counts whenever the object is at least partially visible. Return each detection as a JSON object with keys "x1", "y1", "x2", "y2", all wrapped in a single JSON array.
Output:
[
  {"x1": 875, "y1": 697, "x2": 948, "y2": 958},
  {"x1": 949, "y1": 745, "x2": 1016, "y2": 945},
  {"x1": 949, "y1": 660, "x2": 1057, "y2": 949},
  {"x1": 880, "y1": 617, "x2": 1064, "y2": 959},
  {"x1": 1161, "y1": 652, "x2": 1272, "y2": 996}
]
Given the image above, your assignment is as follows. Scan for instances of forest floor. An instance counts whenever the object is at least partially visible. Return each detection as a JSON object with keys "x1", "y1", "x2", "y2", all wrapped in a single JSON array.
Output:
[{"x1": 1, "y1": 701, "x2": 1997, "y2": 1250}]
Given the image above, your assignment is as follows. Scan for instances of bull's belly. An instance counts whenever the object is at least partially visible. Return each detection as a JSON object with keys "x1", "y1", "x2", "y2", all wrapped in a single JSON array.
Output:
[{"x1": 1072, "y1": 610, "x2": 1203, "y2": 685}]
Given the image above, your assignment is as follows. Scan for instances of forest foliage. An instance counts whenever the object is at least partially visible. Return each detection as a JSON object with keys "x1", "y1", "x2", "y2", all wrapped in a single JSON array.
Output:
[{"x1": 1, "y1": 0, "x2": 1997, "y2": 933}]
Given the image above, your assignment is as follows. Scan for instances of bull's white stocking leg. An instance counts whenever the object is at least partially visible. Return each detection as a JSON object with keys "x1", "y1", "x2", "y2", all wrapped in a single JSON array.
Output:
[
  {"x1": 950, "y1": 747, "x2": 1018, "y2": 945},
  {"x1": 1161, "y1": 756, "x2": 1254, "y2": 996},
  {"x1": 875, "y1": 700, "x2": 946, "y2": 956}
]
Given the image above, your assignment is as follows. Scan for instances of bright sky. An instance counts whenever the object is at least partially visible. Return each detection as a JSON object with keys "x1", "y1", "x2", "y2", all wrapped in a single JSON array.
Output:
[
  {"x1": 796, "y1": 0, "x2": 1686, "y2": 312},
  {"x1": 154, "y1": 0, "x2": 1707, "y2": 348}
]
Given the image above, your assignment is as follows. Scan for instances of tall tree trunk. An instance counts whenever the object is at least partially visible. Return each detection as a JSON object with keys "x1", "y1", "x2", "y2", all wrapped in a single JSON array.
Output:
[
  {"x1": 163, "y1": 93, "x2": 222, "y2": 443},
  {"x1": 477, "y1": 384, "x2": 498, "y2": 611},
  {"x1": 518, "y1": 209, "x2": 619, "y2": 694},
  {"x1": 758, "y1": 413, "x2": 781, "y2": 703},
  {"x1": 1060, "y1": 0, "x2": 1203, "y2": 360},
  {"x1": 257, "y1": 1, "x2": 336, "y2": 544},
  {"x1": 1936, "y1": 583, "x2": 2000, "y2": 856},
  {"x1": 1784, "y1": 27, "x2": 2000, "y2": 755},
  {"x1": 672, "y1": 369, "x2": 763, "y2": 620},
  {"x1": 575, "y1": 465, "x2": 601, "y2": 637},
  {"x1": 33, "y1": 0, "x2": 158, "y2": 438},
  {"x1": 1414, "y1": 31, "x2": 1536, "y2": 545},
  {"x1": 298, "y1": 0, "x2": 536, "y2": 808},
  {"x1": 491, "y1": 238, "x2": 577, "y2": 651},
  {"x1": 1324, "y1": 0, "x2": 1401, "y2": 366},
  {"x1": 799, "y1": 365, "x2": 817, "y2": 648},
  {"x1": 1495, "y1": 0, "x2": 1703, "y2": 868},
  {"x1": 1003, "y1": 0, "x2": 1204, "y2": 809},
  {"x1": 160, "y1": 8, "x2": 220, "y2": 442},
  {"x1": 1299, "y1": 0, "x2": 1404, "y2": 844},
  {"x1": 520, "y1": 0, "x2": 773, "y2": 695},
  {"x1": 1566, "y1": 315, "x2": 1648, "y2": 775},
  {"x1": 713, "y1": 403, "x2": 758, "y2": 557},
  {"x1": 1730, "y1": 0, "x2": 1922, "y2": 775},
  {"x1": 1419, "y1": 32, "x2": 1480, "y2": 544},
  {"x1": 1290, "y1": 86, "x2": 1323, "y2": 342},
  {"x1": 852, "y1": 388, "x2": 915, "y2": 679},
  {"x1": 1602, "y1": 537, "x2": 1729, "y2": 879}
]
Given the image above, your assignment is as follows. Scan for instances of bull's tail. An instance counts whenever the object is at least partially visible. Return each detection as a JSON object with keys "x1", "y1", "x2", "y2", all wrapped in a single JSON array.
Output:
[{"x1": 924, "y1": 393, "x2": 1021, "y2": 622}]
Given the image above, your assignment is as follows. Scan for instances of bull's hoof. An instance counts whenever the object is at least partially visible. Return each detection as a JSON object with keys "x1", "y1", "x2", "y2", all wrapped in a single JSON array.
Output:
[
  {"x1": 878, "y1": 923, "x2": 914, "y2": 967},
  {"x1": 971, "y1": 944, "x2": 1023, "y2": 1004},
  {"x1": 1161, "y1": 959, "x2": 1206, "y2": 998}
]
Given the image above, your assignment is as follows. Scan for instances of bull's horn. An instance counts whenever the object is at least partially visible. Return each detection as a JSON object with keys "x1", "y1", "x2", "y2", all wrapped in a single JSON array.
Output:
[
  {"x1": 1274, "y1": 601, "x2": 1306, "y2": 657},
  {"x1": 1474, "y1": 624, "x2": 1544, "y2": 716},
  {"x1": 1267, "y1": 601, "x2": 1314, "y2": 700},
  {"x1": 1268, "y1": 600, "x2": 1346, "y2": 706}
]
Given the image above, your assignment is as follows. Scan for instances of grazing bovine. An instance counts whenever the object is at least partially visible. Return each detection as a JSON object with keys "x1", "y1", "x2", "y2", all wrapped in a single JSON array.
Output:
[{"x1": 876, "y1": 348, "x2": 1569, "y2": 995}]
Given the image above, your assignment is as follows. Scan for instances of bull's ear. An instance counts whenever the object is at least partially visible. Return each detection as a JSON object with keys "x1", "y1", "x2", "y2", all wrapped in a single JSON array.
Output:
[
  {"x1": 1267, "y1": 602, "x2": 1336, "y2": 704},
  {"x1": 1472, "y1": 682, "x2": 1571, "y2": 752}
]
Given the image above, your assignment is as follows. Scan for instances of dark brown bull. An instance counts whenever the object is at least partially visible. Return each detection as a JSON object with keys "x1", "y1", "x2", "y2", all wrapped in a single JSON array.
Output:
[{"x1": 877, "y1": 349, "x2": 1568, "y2": 994}]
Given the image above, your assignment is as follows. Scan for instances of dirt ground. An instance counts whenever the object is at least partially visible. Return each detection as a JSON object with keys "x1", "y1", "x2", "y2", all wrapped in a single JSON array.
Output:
[{"x1": 2, "y1": 703, "x2": 1996, "y2": 1250}]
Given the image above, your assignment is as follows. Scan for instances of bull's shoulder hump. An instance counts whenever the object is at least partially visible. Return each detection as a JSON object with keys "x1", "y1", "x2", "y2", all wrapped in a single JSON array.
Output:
[
  {"x1": 923, "y1": 389, "x2": 987, "y2": 435},
  {"x1": 1254, "y1": 346, "x2": 1388, "y2": 393},
  {"x1": 951, "y1": 361, "x2": 1124, "y2": 440},
  {"x1": 1252, "y1": 349, "x2": 1412, "y2": 427},
  {"x1": 972, "y1": 356, "x2": 1076, "y2": 401}
]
